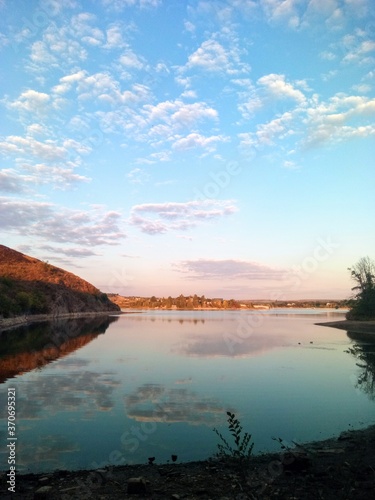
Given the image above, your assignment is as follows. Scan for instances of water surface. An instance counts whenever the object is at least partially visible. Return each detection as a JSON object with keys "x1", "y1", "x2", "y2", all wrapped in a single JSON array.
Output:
[{"x1": 1, "y1": 309, "x2": 374, "y2": 473}]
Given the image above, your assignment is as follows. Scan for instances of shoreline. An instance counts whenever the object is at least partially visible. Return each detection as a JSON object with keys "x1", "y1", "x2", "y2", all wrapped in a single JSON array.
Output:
[
  {"x1": 0, "y1": 311, "x2": 125, "y2": 333},
  {"x1": 316, "y1": 319, "x2": 375, "y2": 333},
  {"x1": 4, "y1": 423, "x2": 375, "y2": 499}
]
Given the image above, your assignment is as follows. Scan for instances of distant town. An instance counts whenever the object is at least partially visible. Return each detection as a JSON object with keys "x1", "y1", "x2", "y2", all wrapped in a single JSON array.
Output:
[{"x1": 108, "y1": 294, "x2": 350, "y2": 310}]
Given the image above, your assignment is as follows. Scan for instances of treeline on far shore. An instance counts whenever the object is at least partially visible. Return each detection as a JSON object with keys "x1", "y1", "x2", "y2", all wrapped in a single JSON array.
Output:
[{"x1": 108, "y1": 293, "x2": 350, "y2": 310}]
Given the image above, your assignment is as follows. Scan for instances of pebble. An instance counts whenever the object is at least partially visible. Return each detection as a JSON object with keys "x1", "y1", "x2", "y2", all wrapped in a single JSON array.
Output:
[
  {"x1": 127, "y1": 476, "x2": 149, "y2": 494},
  {"x1": 34, "y1": 485, "x2": 53, "y2": 498}
]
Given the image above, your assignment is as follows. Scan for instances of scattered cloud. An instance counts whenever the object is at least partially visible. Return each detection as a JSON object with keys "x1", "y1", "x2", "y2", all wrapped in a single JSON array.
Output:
[
  {"x1": 303, "y1": 94, "x2": 375, "y2": 147},
  {"x1": 172, "y1": 133, "x2": 228, "y2": 151},
  {"x1": 126, "y1": 167, "x2": 150, "y2": 184},
  {"x1": 129, "y1": 200, "x2": 237, "y2": 234},
  {"x1": 143, "y1": 99, "x2": 218, "y2": 129},
  {"x1": 0, "y1": 198, "x2": 125, "y2": 246},
  {"x1": 39, "y1": 245, "x2": 99, "y2": 257},
  {"x1": 183, "y1": 38, "x2": 250, "y2": 75},
  {"x1": 174, "y1": 259, "x2": 286, "y2": 280},
  {"x1": 257, "y1": 74, "x2": 307, "y2": 104},
  {"x1": 0, "y1": 169, "x2": 27, "y2": 193}
]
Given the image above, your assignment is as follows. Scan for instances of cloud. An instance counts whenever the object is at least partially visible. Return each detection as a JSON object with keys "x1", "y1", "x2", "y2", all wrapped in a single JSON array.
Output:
[
  {"x1": 101, "y1": 0, "x2": 162, "y2": 10},
  {"x1": 125, "y1": 383, "x2": 223, "y2": 425},
  {"x1": 343, "y1": 39, "x2": 375, "y2": 65},
  {"x1": 39, "y1": 245, "x2": 99, "y2": 258},
  {"x1": 53, "y1": 70, "x2": 151, "y2": 109},
  {"x1": 0, "y1": 133, "x2": 92, "y2": 188},
  {"x1": 70, "y1": 12, "x2": 105, "y2": 47},
  {"x1": 0, "y1": 135, "x2": 65, "y2": 161},
  {"x1": 0, "y1": 169, "x2": 26, "y2": 193},
  {"x1": 303, "y1": 94, "x2": 375, "y2": 147},
  {"x1": 184, "y1": 38, "x2": 249, "y2": 75},
  {"x1": 144, "y1": 99, "x2": 218, "y2": 128},
  {"x1": 259, "y1": 0, "x2": 303, "y2": 28},
  {"x1": 0, "y1": 198, "x2": 125, "y2": 246},
  {"x1": 9, "y1": 90, "x2": 51, "y2": 114},
  {"x1": 172, "y1": 133, "x2": 228, "y2": 151},
  {"x1": 28, "y1": 25, "x2": 88, "y2": 72},
  {"x1": 174, "y1": 259, "x2": 286, "y2": 280},
  {"x1": 129, "y1": 200, "x2": 238, "y2": 234},
  {"x1": 257, "y1": 74, "x2": 306, "y2": 103},
  {"x1": 238, "y1": 87, "x2": 375, "y2": 152},
  {"x1": 119, "y1": 49, "x2": 145, "y2": 70},
  {"x1": 173, "y1": 330, "x2": 287, "y2": 358},
  {"x1": 15, "y1": 370, "x2": 121, "y2": 421},
  {"x1": 103, "y1": 24, "x2": 128, "y2": 49},
  {"x1": 126, "y1": 167, "x2": 150, "y2": 184},
  {"x1": 257, "y1": 0, "x2": 371, "y2": 30},
  {"x1": 238, "y1": 110, "x2": 296, "y2": 150}
]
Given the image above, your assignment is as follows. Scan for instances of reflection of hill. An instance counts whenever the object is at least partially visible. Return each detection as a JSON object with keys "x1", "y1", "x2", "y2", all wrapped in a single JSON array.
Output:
[
  {"x1": 346, "y1": 330, "x2": 375, "y2": 400},
  {"x1": 0, "y1": 316, "x2": 118, "y2": 383}
]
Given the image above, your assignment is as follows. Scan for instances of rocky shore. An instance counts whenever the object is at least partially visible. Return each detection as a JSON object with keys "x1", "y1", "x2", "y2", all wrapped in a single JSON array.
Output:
[
  {"x1": 2, "y1": 425, "x2": 375, "y2": 499},
  {"x1": 0, "y1": 311, "x2": 123, "y2": 333}
]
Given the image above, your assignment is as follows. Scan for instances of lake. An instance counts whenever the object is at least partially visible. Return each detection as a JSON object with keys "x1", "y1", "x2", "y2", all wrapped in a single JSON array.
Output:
[{"x1": 1, "y1": 309, "x2": 375, "y2": 473}]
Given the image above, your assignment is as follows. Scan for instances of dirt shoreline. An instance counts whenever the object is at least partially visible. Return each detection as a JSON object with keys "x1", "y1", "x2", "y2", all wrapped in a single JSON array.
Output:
[
  {"x1": 2, "y1": 425, "x2": 375, "y2": 499},
  {"x1": 315, "y1": 319, "x2": 375, "y2": 333}
]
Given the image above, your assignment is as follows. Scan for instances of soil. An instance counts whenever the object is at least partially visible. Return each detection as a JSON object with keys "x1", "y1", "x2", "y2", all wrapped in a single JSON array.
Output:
[{"x1": 2, "y1": 425, "x2": 375, "y2": 499}]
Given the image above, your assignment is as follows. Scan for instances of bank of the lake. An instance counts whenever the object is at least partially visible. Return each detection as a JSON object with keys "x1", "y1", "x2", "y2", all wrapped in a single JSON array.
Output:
[
  {"x1": 0, "y1": 311, "x2": 125, "y2": 333},
  {"x1": 316, "y1": 319, "x2": 375, "y2": 333},
  {"x1": 4, "y1": 424, "x2": 375, "y2": 499}
]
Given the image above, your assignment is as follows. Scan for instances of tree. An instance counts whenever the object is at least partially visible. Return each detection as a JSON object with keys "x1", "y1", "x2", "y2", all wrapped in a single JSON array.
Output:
[{"x1": 347, "y1": 257, "x2": 375, "y2": 320}]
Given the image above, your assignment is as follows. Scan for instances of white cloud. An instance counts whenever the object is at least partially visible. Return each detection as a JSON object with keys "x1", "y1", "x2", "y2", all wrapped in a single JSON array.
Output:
[
  {"x1": 129, "y1": 200, "x2": 238, "y2": 234},
  {"x1": 172, "y1": 133, "x2": 228, "y2": 151},
  {"x1": 0, "y1": 170, "x2": 26, "y2": 193},
  {"x1": 257, "y1": 73, "x2": 306, "y2": 103},
  {"x1": 143, "y1": 99, "x2": 218, "y2": 130},
  {"x1": 119, "y1": 49, "x2": 145, "y2": 69},
  {"x1": 260, "y1": 0, "x2": 303, "y2": 28},
  {"x1": 9, "y1": 90, "x2": 50, "y2": 114},
  {"x1": 343, "y1": 39, "x2": 375, "y2": 65},
  {"x1": 126, "y1": 167, "x2": 150, "y2": 184},
  {"x1": 0, "y1": 135, "x2": 92, "y2": 188},
  {"x1": 303, "y1": 94, "x2": 375, "y2": 147},
  {"x1": 104, "y1": 24, "x2": 127, "y2": 49},
  {"x1": 238, "y1": 111, "x2": 295, "y2": 149},
  {"x1": 52, "y1": 70, "x2": 87, "y2": 94},
  {"x1": 0, "y1": 136, "x2": 65, "y2": 161},
  {"x1": 21, "y1": 162, "x2": 90, "y2": 188},
  {"x1": 0, "y1": 198, "x2": 125, "y2": 246},
  {"x1": 174, "y1": 259, "x2": 286, "y2": 280},
  {"x1": 183, "y1": 38, "x2": 250, "y2": 75},
  {"x1": 101, "y1": 0, "x2": 162, "y2": 10}
]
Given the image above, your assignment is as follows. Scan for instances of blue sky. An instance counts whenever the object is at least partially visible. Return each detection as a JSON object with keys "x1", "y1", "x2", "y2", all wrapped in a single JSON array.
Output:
[{"x1": 0, "y1": 0, "x2": 374, "y2": 300}]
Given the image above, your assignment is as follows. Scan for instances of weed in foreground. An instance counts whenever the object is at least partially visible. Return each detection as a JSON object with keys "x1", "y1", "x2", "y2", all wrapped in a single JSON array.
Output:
[{"x1": 213, "y1": 411, "x2": 254, "y2": 462}]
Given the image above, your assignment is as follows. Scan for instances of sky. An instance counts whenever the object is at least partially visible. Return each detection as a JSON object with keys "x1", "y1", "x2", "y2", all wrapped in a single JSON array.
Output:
[{"x1": 0, "y1": 0, "x2": 374, "y2": 300}]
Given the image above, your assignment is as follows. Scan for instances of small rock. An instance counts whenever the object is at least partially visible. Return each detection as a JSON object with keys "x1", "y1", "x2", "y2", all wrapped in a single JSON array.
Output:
[
  {"x1": 282, "y1": 451, "x2": 311, "y2": 472},
  {"x1": 38, "y1": 476, "x2": 49, "y2": 483},
  {"x1": 171, "y1": 495, "x2": 180, "y2": 499},
  {"x1": 127, "y1": 476, "x2": 149, "y2": 495},
  {"x1": 34, "y1": 485, "x2": 53, "y2": 498}
]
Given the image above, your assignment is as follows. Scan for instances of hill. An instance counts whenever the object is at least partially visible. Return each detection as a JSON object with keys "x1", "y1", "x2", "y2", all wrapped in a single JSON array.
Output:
[{"x1": 0, "y1": 245, "x2": 120, "y2": 323}]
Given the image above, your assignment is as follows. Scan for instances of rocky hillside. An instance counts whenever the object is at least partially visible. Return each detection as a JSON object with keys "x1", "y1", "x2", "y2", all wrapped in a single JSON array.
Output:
[{"x1": 0, "y1": 245, "x2": 120, "y2": 319}]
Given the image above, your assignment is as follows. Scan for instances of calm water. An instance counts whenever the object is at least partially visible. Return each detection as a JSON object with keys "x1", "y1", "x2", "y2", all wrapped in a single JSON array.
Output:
[{"x1": 1, "y1": 309, "x2": 375, "y2": 473}]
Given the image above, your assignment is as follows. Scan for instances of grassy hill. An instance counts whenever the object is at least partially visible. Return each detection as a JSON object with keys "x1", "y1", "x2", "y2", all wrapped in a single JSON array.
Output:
[{"x1": 0, "y1": 245, "x2": 120, "y2": 320}]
